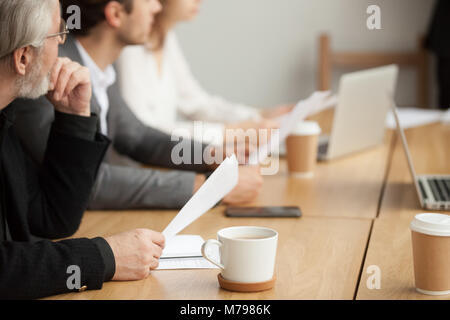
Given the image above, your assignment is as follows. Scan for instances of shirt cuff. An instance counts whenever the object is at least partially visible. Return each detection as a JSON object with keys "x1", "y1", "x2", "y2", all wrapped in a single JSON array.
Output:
[
  {"x1": 91, "y1": 237, "x2": 116, "y2": 282},
  {"x1": 52, "y1": 111, "x2": 99, "y2": 141}
]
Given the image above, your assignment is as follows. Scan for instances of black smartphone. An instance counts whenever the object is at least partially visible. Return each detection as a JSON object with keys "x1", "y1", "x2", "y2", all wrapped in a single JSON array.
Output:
[{"x1": 225, "y1": 206, "x2": 302, "y2": 218}]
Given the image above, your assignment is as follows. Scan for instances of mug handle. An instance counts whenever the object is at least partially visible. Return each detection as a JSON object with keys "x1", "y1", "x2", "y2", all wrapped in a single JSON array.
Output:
[{"x1": 201, "y1": 239, "x2": 224, "y2": 269}]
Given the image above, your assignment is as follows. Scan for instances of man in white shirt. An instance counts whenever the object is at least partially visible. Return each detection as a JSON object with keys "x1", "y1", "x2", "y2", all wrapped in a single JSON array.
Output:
[
  {"x1": 11, "y1": 0, "x2": 263, "y2": 210},
  {"x1": 75, "y1": 41, "x2": 116, "y2": 135}
]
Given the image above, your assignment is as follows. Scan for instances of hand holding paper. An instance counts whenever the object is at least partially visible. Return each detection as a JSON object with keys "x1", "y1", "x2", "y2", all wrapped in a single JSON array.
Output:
[
  {"x1": 249, "y1": 91, "x2": 337, "y2": 165},
  {"x1": 162, "y1": 155, "x2": 239, "y2": 240}
]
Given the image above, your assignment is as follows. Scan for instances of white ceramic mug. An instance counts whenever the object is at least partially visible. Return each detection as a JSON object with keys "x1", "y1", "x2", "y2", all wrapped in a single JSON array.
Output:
[{"x1": 201, "y1": 226, "x2": 278, "y2": 283}]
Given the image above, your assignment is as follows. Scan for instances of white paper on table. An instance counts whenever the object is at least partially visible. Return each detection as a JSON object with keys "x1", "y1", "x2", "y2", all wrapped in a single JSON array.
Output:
[
  {"x1": 162, "y1": 155, "x2": 239, "y2": 240},
  {"x1": 249, "y1": 91, "x2": 337, "y2": 164},
  {"x1": 385, "y1": 107, "x2": 446, "y2": 129},
  {"x1": 442, "y1": 109, "x2": 450, "y2": 124},
  {"x1": 156, "y1": 235, "x2": 220, "y2": 270},
  {"x1": 161, "y1": 235, "x2": 204, "y2": 258},
  {"x1": 156, "y1": 257, "x2": 219, "y2": 270}
]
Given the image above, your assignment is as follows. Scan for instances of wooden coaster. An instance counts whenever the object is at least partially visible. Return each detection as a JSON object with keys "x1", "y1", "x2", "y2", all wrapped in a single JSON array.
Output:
[{"x1": 218, "y1": 274, "x2": 276, "y2": 292}]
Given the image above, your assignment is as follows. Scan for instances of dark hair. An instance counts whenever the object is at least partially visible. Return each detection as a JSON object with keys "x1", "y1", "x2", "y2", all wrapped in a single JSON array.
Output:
[{"x1": 61, "y1": 0, "x2": 134, "y2": 36}]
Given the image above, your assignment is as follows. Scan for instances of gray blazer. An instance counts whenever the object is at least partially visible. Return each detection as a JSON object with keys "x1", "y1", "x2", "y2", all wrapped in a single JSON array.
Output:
[{"x1": 11, "y1": 36, "x2": 211, "y2": 210}]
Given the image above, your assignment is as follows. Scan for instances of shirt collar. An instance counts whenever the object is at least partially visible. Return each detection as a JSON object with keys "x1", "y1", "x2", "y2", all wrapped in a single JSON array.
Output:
[{"x1": 74, "y1": 40, "x2": 116, "y2": 90}]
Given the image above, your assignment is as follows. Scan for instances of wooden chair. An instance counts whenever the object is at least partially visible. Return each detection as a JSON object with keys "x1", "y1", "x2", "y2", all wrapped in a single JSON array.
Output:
[{"x1": 318, "y1": 33, "x2": 430, "y2": 108}]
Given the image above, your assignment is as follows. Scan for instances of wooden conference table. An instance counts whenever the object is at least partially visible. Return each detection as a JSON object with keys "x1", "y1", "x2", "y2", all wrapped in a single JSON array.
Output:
[
  {"x1": 357, "y1": 122, "x2": 450, "y2": 300},
  {"x1": 47, "y1": 114, "x2": 449, "y2": 300}
]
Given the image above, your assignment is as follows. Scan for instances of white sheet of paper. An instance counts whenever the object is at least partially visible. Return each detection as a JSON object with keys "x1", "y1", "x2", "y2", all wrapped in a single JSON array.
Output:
[
  {"x1": 162, "y1": 155, "x2": 239, "y2": 240},
  {"x1": 161, "y1": 235, "x2": 204, "y2": 258},
  {"x1": 273, "y1": 94, "x2": 337, "y2": 126},
  {"x1": 156, "y1": 257, "x2": 219, "y2": 270},
  {"x1": 385, "y1": 107, "x2": 446, "y2": 129},
  {"x1": 156, "y1": 235, "x2": 220, "y2": 270},
  {"x1": 249, "y1": 91, "x2": 336, "y2": 164},
  {"x1": 442, "y1": 109, "x2": 450, "y2": 124}
]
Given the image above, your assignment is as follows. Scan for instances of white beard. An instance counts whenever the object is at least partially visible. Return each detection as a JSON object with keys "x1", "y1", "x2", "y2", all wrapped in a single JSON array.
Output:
[{"x1": 16, "y1": 58, "x2": 51, "y2": 100}]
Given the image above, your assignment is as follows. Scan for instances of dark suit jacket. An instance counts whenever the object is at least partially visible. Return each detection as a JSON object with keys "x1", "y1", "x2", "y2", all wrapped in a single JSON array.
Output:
[
  {"x1": 426, "y1": 0, "x2": 450, "y2": 57},
  {"x1": 0, "y1": 105, "x2": 113, "y2": 299},
  {"x1": 11, "y1": 35, "x2": 211, "y2": 210}
]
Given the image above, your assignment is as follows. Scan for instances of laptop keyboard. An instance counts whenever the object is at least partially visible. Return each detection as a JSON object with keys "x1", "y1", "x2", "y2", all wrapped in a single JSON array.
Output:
[
  {"x1": 418, "y1": 180, "x2": 428, "y2": 200},
  {"x1": 426, "y1": 177, "x2": 450, "y2": 202}
]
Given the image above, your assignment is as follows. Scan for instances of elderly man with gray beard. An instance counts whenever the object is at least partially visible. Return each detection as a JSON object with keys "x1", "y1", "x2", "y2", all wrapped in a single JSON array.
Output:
[{"x1": 0, "y1": 0, "x2": 167, "y2": 299}]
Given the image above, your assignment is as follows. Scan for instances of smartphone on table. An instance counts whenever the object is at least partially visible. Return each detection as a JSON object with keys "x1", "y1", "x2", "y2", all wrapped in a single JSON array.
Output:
[{"x1": 225, "y1": 206, "x2": 302, "y2": 218}]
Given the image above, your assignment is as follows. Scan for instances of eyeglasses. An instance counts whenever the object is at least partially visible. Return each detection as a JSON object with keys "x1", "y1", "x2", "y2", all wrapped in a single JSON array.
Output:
[
  {"x1": 0, "y1": 19, "x2": 70, "y2": 60},
  {"x1": 46, "y1": 19, "x2": 70, "y2": 45}
]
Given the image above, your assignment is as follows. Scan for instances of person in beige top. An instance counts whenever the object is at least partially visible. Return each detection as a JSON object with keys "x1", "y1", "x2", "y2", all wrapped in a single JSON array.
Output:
[{"x1": 117, "y1": 0, "x2": 293, "y2": 146}]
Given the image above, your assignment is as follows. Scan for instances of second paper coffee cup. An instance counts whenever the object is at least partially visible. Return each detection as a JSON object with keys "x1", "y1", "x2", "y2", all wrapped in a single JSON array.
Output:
[
  {"x1": 410, "y1": 213, "x2": 450, "y2": 296},
  {"x1": 286, "y1": 121, "x2": 321, "y2": 178}
]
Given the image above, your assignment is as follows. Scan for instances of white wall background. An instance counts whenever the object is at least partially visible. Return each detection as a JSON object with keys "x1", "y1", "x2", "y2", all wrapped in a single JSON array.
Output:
[{"x1": 175, "y1": 0, "x2": 437, "y2": 109}]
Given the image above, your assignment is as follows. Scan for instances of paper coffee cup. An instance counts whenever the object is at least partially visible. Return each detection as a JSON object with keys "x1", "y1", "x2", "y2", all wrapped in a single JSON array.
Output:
[
  {"x1": 286, "y1": 121, "x2": 321, "y2": 178},
  {"x1": 410, "y1": 213, "x2": 450, "y2": 295}
]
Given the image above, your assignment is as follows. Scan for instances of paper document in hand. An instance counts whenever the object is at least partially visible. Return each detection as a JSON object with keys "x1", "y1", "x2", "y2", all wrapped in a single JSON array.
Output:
[
  {"x1": 161, "y1": 235, "x2": 204, "y2": 258},
  {"x1": 273, "y1": 94, "x2": 337, "y2": 125},
  {"x1": 162, "y1": 155, "x2": 239, "y2": 240},
  {"x1": 249, "y1": 91, "x2": 336, "y2": 165}
]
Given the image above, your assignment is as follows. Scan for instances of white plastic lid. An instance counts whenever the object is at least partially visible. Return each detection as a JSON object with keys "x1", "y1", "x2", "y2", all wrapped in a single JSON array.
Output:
[
  {"x1": 291, "y1": 121, "x2": 321, "y2": 136},
  {"x1": 410, "y1": 213, "x2": 450, "y2": 237}
]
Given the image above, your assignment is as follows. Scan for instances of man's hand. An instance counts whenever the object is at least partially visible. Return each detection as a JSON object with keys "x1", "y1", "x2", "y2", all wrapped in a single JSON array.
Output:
[
  {"x1": 46, "y1": 57, "x2": 92, "y2": 117},
  {"x1": 193, "y1": 174, "x2": 206, "y2": 193},
  {"x1": 261, "y1": 104, "x2": 295, "y2": 119},
  {"x1": 222, "y1": 165, "x2": 263, "y2": 205},
  {"x1": 105, "y1": 229, "x2": 165, "y2": 281},
  {"x1": 221, "y1": 119, "x2": 279, "y2": 163},
  {"x1": 225, "y1": 119, "x2": 280, "y2": 137}
]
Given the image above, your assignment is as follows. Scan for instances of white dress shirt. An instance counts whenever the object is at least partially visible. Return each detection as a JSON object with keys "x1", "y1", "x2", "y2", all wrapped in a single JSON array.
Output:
[
  {"x1": 75, "y1": 40, "x2": 116, "y2": 136},
  {"x1": 116, "y1": 32, "x2": 261, "y2": 145}
]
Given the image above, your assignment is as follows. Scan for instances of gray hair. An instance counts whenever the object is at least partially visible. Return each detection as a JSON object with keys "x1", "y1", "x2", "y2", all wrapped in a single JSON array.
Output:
[{"x1": 0, "y1": 0, "x2": 56, "y2": 65}]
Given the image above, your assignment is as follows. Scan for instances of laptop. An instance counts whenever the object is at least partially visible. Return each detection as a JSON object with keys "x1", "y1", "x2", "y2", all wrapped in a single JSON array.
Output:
[
  {"x1": 318, "y1": 65, "x2": 399, "y2": 160},
  {"x1": 391, "y1": 105, "x2": 450, "y2": 211}
]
